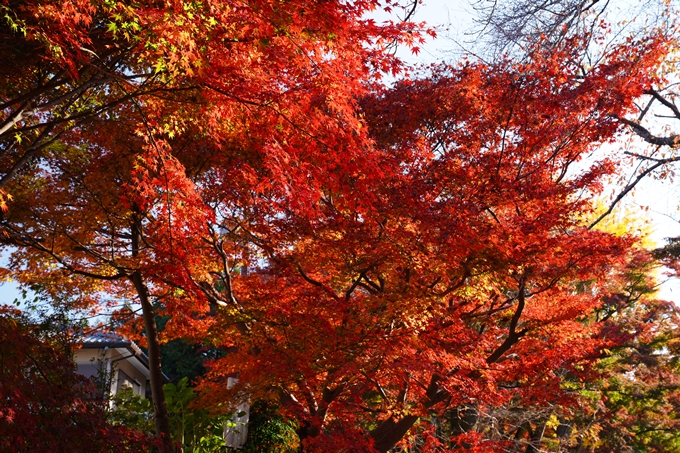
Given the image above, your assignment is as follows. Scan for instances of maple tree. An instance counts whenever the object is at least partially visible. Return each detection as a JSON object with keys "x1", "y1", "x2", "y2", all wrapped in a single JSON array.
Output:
[
  {"x1": 470, "y1": 0, "x2": 680, "y2": 224},
  {"x1": 190, "y1": 34, "x2": 672, "y2": 452},
  {"x1": 412, "y1": 218, "x2": 680, "y2": 453},
  {"x1": 1, "y1": 1, "x2": 678, "y2": 453},
  {"x1": 0, "y1": 305, "x2": 154, "y2": 452},
  {"x1": 0, "y1": 0, "x2": 163, "y2": 211},
  {"x1": 0, "y1": 0, "x2": 420, "y2": 449}
]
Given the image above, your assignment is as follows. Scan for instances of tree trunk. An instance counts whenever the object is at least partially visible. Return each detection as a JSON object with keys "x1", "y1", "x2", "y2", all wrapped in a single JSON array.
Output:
[
  {"x1": 131, "y1": 271, "x2": 173, "y2": 450},
  {"x1": 449, "y1": 405, "x2": 478, "y2": 436},
  {"x1": 369, "y1": 375, "x2": 450, "y2": 452},
  {"x1": 557, "y1": 417, "x2": 572, "y2": 449},
  {"x1": 370, "y1": 415, "x2": 420, "y2": 453},
  {"x1": 131, "y1": 211, "x2": 173, "y2": 451}
]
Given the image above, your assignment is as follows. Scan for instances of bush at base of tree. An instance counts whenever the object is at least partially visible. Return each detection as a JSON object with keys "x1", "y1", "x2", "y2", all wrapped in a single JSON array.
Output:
[
  {"x1": 238, "y1": 401, "x2": 299, "y2": 453},
  {"x1": 111, "y1": 377, "x2": 229, "y2": 453}
]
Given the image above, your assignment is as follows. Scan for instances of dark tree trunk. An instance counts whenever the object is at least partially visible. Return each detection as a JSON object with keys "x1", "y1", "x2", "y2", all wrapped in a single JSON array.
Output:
[
  {"x1": 449, "y1": 405, "x2": 479, "y2": 436},
  {"x1": 131, "y1": 271, "x2": 173, "y2": 450},
  {"x1": 131, "y1": 212, "x2": 173, "y2": 451},
  {"x1": 369, "y1": 375, "x2": 450, "y2": 452},
  {"x1": 370, "y1": 415, "x2": 420, "y2": 453},
  {"x1": 556, "y1": 419, "x2": 572, "y2": 439}
]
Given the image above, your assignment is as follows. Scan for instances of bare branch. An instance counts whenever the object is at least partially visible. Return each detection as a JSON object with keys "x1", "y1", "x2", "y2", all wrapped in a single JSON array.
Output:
[
  {"x1": 588, "y1": 151, "x2": 680, "y2": 229},
  {"x1": 617, "y1": 116, "x2": 680, "y2": 148}
]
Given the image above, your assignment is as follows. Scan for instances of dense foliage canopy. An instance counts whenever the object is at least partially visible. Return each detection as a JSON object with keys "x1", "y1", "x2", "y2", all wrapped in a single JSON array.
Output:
[{"x1": 1, "y1": 0, "x2": 679, "y2": 452}]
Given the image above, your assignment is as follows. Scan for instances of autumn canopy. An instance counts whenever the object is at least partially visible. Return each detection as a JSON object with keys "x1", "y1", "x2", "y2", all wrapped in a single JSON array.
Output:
[{"x1": 1, "y1": 0, "x2": 679, "y2": 452}]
